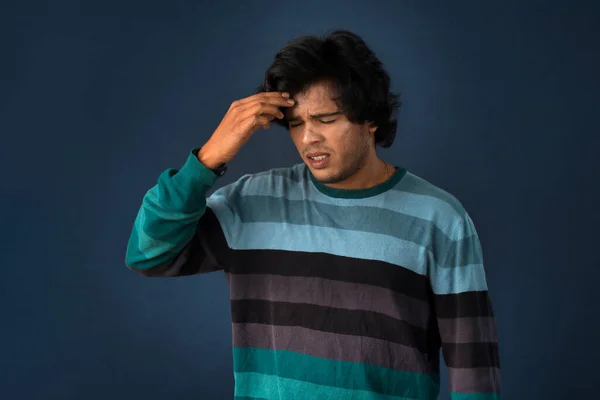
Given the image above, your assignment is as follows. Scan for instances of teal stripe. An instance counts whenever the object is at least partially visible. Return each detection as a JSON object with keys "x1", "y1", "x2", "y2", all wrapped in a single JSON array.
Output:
[
  {"x1": 125, "y1": 213, "x2": 184, "y2": 269},
  {"x1": 233, "y1": 347, "x2": 439, "y2": 399},
  {"x1": 126, "y1": 207, "x2": 190, "y2": 269},
  {"x1": 126, "y1": 196, "x2": 199, "y2": 268},
  {"x1": 125, "y1": 150, "x2": 217, "y2": 269},
  {"x1": 234, "y1": 372, "x2": 427, "y2": 400},
  {"x1": 450, "y1": 392, "x2": 501, "y2": 400},
  {"x1": 137, "y1": 208, "x2": 191, "y2": 254},
  {"x1": 234, "y1": 397, "x2": 269, "y2": 400},
  {"x1": 140, "y1": 184, "x2": 206, "y2": 244}
]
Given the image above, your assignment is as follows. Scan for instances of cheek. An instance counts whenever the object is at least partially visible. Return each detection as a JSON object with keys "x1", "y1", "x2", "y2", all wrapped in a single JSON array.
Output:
[
  {"x1": 289, "y1": 130, "x2": 302, "y2": 149},
  {"x1": 331, "y1": 124, "x2": 363, "y2": 151}
]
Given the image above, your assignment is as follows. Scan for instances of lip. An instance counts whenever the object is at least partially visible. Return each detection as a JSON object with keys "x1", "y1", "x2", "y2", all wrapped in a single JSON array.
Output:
[
  {"x1": 306, "y1": 151, "x2": 330, "y2": 158},
  {"x1": 306, "y1": 153, "x2": 331, "y2": 169}
]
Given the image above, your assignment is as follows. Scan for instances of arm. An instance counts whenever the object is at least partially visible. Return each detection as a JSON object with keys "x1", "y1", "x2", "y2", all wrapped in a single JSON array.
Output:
[
  {"x1": 432, "y1": 212, "x2": 501, "y2": 400},
  {"x1": 125, "y1": 149, "x2": 230, "y2": 277},
  {"x1": 125, "y1": 92, "x2": 295, "y2": 276}
]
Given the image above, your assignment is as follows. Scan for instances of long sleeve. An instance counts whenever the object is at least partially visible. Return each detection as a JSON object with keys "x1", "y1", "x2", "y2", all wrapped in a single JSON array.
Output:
[
  {"x1": 125, "y1": 149, "x2": 231, "y2": 277},
  {"x1": 432, "y1": 212, "x2": 501, "y2": 400}
]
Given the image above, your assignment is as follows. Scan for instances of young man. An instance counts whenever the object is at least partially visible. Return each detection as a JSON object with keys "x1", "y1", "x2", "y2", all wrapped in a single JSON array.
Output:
[{"x1": 126, "y1": 30, "x2": 501, "y2": 400}]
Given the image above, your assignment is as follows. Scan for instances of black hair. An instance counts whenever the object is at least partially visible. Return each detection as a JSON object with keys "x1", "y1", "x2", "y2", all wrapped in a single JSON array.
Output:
[{"x1": 257, "y1": 29, "x2": 401, "y2": 148}]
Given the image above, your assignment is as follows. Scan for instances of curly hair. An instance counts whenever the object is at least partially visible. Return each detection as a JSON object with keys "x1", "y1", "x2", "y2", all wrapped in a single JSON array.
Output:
[{"x1": 257, "y1": 29, "x2": 401, "y2": 148}]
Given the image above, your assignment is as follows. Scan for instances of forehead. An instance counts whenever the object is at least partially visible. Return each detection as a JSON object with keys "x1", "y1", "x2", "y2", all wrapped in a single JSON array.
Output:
[{"x1": 288, "y1": 82, "x2": 340, "y2": 116}]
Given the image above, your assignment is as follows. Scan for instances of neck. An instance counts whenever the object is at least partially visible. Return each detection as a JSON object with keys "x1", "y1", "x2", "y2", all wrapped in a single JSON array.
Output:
[{"x1": 326, "y1": 156, "x2": 394, "y2": 190}]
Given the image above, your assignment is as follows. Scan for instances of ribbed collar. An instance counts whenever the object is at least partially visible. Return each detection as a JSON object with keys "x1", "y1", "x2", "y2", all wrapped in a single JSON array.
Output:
[{"x1": 309, "y1": 166, "x2": 407, "y2": 199}]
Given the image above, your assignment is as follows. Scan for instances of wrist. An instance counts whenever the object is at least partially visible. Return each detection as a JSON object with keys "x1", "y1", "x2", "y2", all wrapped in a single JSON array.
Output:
[{"x1": 197, "y1": 144, "x2": 226, "y2": 170}]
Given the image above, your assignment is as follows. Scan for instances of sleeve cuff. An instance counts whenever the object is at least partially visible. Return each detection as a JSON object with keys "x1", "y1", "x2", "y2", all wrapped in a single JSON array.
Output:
[{"x1": 172, "y1": 148, "x2": 219, "y2": 188}]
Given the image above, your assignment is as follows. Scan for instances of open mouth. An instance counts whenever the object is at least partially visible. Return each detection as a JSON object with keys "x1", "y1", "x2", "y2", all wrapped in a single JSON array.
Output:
[{"x1": 307, "y1": 154, "x2": 330, "y2": 168}]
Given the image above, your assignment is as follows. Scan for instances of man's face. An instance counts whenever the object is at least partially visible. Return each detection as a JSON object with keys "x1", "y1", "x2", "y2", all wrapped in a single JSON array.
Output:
[{"x1": 285, "y1": 81, "x2": 375, "y2": 186}]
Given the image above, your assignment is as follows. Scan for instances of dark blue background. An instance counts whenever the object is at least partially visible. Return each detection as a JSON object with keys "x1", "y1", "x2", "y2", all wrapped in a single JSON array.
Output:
[{"x1": 1, "y1": 1, "x2": 599, "y2": 399}]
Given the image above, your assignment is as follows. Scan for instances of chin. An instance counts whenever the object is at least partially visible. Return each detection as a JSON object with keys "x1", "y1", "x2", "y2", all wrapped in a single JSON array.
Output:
[{"x1": 310, "y1": 168, "x2": 344, "y2": 184}]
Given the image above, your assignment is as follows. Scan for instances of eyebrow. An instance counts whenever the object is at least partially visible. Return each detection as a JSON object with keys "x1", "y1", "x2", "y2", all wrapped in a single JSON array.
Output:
[{"x1": 287, "y1": 111, "x2": 343, "y2": 122}]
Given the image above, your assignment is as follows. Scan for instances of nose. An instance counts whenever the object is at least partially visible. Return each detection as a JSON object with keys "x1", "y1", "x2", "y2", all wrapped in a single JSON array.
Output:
[{"x1": 299, "y1": 123, "x2": 324, "y2": 146}]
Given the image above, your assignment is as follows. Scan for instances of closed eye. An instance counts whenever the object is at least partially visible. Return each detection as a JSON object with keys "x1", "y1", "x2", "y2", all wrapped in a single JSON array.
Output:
[{"x1": 289, "y1": 119, "x2": 337, "y2": 128}]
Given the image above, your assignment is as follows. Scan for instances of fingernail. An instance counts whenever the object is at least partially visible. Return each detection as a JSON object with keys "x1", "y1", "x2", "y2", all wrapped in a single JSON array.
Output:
[
  {"x1": 281, "y1": 92, "x2": 289, "y2": 98},
  {"x1": 287, "y1": 99, "x2": 295, "y2": 104}
]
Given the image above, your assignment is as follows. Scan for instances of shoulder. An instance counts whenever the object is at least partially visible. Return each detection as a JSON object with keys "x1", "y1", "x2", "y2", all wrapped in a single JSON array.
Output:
[
  {"x1": 396, "y1": 171, "x2": 466, "y2": 213},
  {"x1": 244, "y1": 162, "x2": 307, "y2": 185},
  {"x1": 208, "y1": 163, "x2": 307, "y2": 203},
  {"x1": 237, "y1": 162, "x2": 306, "y2": 192},
  {"x1": 391, "y1": 171, "x2": 472, "y2": 240}
]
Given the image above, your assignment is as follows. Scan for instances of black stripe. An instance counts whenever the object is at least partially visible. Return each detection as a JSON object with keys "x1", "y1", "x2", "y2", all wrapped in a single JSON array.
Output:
[
  {"x1": 230, "y1": 299, "x2": 429, "y2": 353},
  {"x1": 442, "y1": 342, "x2": 501, "y2": 369},
  {"x1": 434, "y1": 291, "x2": 495, "y2": 318},
  {"x1": 227, "y1": 249, "x2": 431, "y2": 302}
]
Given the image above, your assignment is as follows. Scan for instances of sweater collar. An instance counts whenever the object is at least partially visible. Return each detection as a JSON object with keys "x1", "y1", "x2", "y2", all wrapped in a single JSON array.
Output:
[{"x1": 309, "y1": 165, "x2": 407, "y2": 199}]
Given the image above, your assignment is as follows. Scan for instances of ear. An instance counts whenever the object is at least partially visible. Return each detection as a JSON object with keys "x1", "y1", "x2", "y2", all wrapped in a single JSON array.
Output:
[{"x1": 366, "y1": 121, "x2": 378, "y2": 134}]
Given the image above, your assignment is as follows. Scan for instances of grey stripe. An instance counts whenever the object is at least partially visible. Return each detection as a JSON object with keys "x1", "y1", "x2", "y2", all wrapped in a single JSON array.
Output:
[
  {"x1": 447, "y1": 367, "x2": 501, "y2": 393},
  {"x1": 229, "y1": 273, "x2": 431, "y2": 329},
  {"x1": 232, "y1": 323, "x2": 437, "y2": 375},
  {"x1": 438, "y1": 317, "x2": 499, "y2": 344}
]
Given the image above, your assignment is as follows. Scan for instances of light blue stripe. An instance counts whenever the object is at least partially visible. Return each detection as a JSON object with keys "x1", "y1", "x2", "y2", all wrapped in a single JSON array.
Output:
[
  {"x1": 240, "y1": 170, "x2": 462, "y2": 239},
  {"x1": 271, "y1": 164, "x2": 464, "y2": 216},
  {"x1": 391, "y1": 172, "x2": 466, "y2": 216},
  {"x1": 208, "y1": 193, "x2": 481, "y2": 265},
  {"x1": 225, "y1": 221, "x2": 429, "y2": 274},
  {"x1": 216, "y1": 221, "x2": 488, "y2": 294},
  {"x1": 234, "y1": 372, "x2": 420, "y2": 400},
  {"x1": 207, "y1": 165, "x2": 488, "y2": 294},
  {"x1": 430, "y1": 263, "x2": 488, "y2": 294},
  {"x1": 208, "y1": 193, "x2": 482, "y2": 265}
]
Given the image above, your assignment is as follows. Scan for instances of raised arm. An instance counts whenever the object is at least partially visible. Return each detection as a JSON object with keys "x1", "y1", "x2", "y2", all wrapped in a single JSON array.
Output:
[{"x1": 125, "y1": 91, "x2": 295, "y2": 277}]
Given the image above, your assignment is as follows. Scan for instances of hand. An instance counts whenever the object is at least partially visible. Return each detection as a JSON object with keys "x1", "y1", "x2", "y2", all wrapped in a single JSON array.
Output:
[{"x1": 198, "y1": 92, "x2": 295, "y2": 169}]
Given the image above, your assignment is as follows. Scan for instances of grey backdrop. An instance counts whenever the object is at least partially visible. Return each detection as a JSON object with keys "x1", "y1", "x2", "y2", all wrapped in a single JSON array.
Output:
[{"x1": 1, "y1": 0, "x2": 599, "y2": 399}]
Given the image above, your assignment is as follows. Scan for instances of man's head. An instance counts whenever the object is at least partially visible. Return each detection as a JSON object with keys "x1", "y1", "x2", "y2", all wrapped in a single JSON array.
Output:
[{"x1": 257, "y1": 30, "x2": 400, "y2": 186}]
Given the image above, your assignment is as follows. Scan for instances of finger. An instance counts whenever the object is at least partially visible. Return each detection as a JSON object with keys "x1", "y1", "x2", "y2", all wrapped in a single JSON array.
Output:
[
  {"x1": 239, "y1": 96, "x2": 295, "y2": 115},
  {"x1": 235, "y1": 91, "x2": 292, "y2": 106},
  {"x1": 242, "y1": 102, "x2": 287, "y2": 120},
  {"x1": 252, "y1": 114, "x2": 273, "y2": 130}
]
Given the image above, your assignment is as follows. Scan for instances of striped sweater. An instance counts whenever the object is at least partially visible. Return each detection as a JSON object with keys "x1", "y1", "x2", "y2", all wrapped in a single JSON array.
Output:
[{"x1": 125, "y1": 149, "x2": 501, "y2": 400}]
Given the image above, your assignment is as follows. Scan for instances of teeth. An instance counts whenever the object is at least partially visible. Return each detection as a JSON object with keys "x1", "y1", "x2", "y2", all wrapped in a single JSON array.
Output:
[{"x1": 310, "y1": 155, "x2": 328, "y2": 161}]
